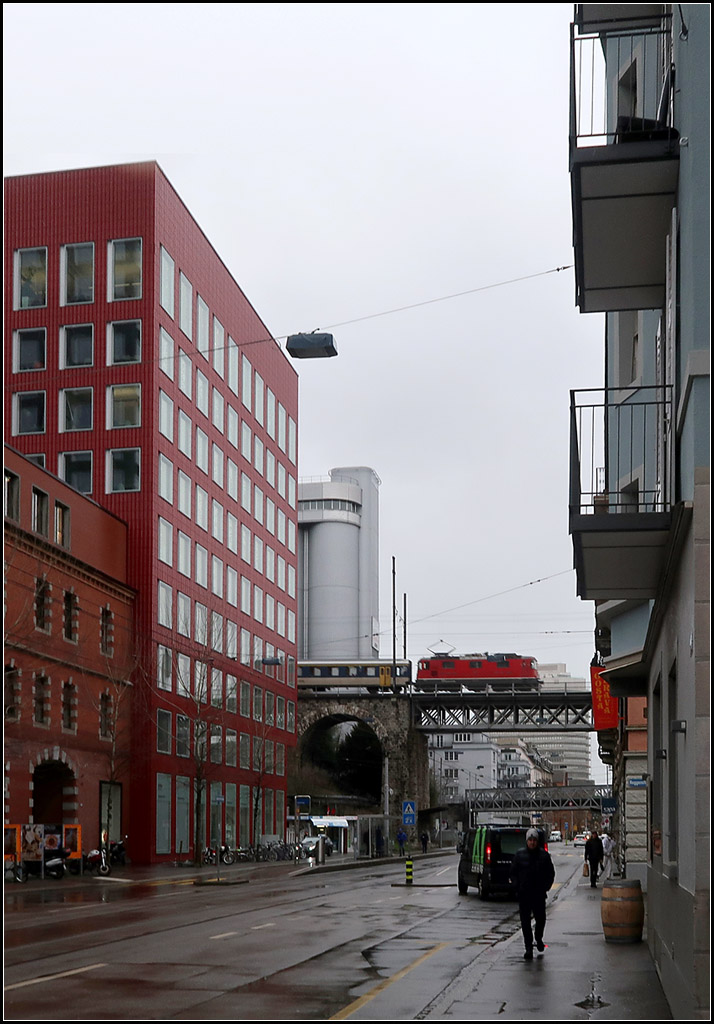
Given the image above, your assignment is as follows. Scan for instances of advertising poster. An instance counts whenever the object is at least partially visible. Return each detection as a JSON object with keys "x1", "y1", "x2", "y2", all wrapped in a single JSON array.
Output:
[{"x1": 591, "y1": 665, "x2": 619, "y2": 730}]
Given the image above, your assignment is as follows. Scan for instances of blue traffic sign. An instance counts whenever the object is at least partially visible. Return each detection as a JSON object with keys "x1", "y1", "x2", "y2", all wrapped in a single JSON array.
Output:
[{"x1": 402, "y1": 801, "x2": 416, "y2": 826}]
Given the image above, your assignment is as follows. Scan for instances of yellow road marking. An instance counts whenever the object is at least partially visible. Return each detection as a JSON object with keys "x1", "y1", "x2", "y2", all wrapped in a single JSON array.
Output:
[
  {"x1": 5, "y1": 963, "x2": 107, "y2": 991},
  {"x1": 330, "y1": 942, "x2": 451, "y2": 1020}
]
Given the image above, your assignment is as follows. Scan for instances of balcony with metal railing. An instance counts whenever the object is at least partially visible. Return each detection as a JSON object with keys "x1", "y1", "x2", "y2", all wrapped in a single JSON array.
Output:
[
  {"x1": 569, "y1": 386, "x2": 673, "y2": 600},
  {"x1": 569, "y1": 6, "x2": 679, "y2": 313}
]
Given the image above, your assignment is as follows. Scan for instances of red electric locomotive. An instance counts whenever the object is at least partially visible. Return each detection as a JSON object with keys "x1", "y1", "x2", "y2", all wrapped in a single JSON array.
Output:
[{"x1": 415, "y1": 653, "x2": 539, "y2": 692}]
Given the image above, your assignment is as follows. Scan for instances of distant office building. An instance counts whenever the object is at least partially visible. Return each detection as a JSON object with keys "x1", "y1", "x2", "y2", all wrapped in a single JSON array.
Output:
[
  {"x1": 531, "y1": 664, "x2": 592, "y2": 783},
  {"x1": 297, "y1": 467, "x2": 380, "y2": 659}
]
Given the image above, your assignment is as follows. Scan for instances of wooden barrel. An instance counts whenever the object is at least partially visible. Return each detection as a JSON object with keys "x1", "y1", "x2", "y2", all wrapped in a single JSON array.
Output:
[{"x1": 601, "y1": 879, "x2": 644, "y2": 943}]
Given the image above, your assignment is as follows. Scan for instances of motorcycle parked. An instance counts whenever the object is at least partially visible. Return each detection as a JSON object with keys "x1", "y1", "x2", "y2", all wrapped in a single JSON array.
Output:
[
  {"x1": 109, "y1": 837, "x2": 127, "y2": 866},
  {"x1": 83, "y1": 846, "x2": 111, "y2": 875},
  {"x1": 202, "y1": 844, "x2": 235, "y2": 866},
  {"x1": 15, "y1": 846, "x2": 70, "y2": 882}
]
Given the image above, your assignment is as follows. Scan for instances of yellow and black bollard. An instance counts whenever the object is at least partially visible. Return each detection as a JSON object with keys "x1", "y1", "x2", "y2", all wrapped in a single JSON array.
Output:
[{"x1": 405, "y1": 858, "x2": 413, "y2": 885}]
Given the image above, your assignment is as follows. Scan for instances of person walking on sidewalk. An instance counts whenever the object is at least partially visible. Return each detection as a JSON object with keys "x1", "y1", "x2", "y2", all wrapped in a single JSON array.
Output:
[
  {"x1": 584, "y1": 830, "x2": 604, "y2": 888},
  {"x1": 510, "y1": 828, "x2": 555, "y2": 960},
  {"x1": 601, "y1": 831, "x2": 615, "y2": 881}
]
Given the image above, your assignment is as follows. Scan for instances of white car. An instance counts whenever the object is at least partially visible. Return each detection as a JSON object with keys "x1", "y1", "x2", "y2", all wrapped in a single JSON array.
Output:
[
  {"x1": 573, "y1": 833, "x2": 589, "y2": 848},
  {"x1": 549, "y1": 830, "x2": 562, "y2": 843}
]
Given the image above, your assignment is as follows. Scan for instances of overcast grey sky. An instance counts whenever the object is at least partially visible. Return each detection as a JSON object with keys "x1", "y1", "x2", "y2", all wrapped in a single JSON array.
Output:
[{"x1": 3, "y1": 2, "x2": 607, "y2": 775}]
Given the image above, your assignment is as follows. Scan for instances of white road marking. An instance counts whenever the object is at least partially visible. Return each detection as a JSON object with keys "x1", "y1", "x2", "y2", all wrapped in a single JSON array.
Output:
[
  {"x1": 251, "y1": 922, "x2": 276, "y2": 930},
  {"x1": 5, "y1": 963, "x2": 106, "y2": 991},
  {"x1": 210, "y1": 931, "x2": 238, "y2": 940}
]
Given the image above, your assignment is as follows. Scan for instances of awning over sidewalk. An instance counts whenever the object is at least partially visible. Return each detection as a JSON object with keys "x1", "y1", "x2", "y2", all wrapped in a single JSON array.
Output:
[{"x1": 310, "y1": 816, "x2": 349, "y2": 828}]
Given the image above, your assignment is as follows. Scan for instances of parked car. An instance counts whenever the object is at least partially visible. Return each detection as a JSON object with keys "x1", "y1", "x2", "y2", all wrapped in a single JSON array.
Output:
[
  {"x1": 573, "y1": 833, "x2": 589, "y2": 847},
  {"x1": 457, "y1": 825, "x2": 547, "y2": 900},
  {"x1": 301, "y1": 835, "x2": 334, "y2": 857},
  {"x1": 549, "y1": 830, "x2": 562, "y2": 843}
]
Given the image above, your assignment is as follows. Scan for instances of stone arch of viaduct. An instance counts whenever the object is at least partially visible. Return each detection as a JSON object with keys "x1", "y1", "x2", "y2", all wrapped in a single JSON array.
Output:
[{"x1": 296, "y1": 695, "x2": 430, "y2": 817}]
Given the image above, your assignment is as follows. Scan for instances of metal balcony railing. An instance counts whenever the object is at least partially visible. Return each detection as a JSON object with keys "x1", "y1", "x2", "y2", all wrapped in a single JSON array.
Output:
[
  {"x1": 569, "y1": 386, "x2": 673, "y2": 517},
  {"x1": 570, "y1": 13, "x2": 675, "y2": 150}
]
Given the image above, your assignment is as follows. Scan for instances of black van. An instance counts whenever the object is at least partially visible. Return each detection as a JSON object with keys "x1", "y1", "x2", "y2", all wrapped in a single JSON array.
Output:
[{"x1": 457, "y1": 825, "x2": 547, "y2": 899}]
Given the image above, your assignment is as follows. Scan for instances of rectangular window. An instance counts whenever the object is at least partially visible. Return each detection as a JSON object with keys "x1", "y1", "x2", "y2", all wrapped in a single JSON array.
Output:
[
  {"x1": 159, "y1": 391, "x2": 174, "y2": 441},
  {"x1": 212, "y1": 444, "x2": 224, "y2": 488},
  {"x1": 31, "y1": 487, "x2": 49, "y2": 536},
  {"x1": 211, "y1": 611, "x2": 223, "y2": 652},
  {"x1": 254, "y1": 373, "x2": 264, "y2": 425},
  {"x1": 226, "y1": 459, "x2": 238, "y2": 501},
  {"x1": 227, "y1": 405, "x2": 239, "y2": 449},
  {"x1": 195, "y1": 660, "x2": 208, "y2": 703},
  {"x1": 227, "y1": 336, "x2": 239, "y2": 394},
  {"x1": 62, "y1": 681, "x2": 76, "y2": 730},
  {"x1": 34, "y1": 674, "x2": 49, "y2": 723},
  {"x1": 157, "y1": 581, "x2": 172, "y2": 628},
  {"x1": 177, "y1": 531, "x2": 191, "y2": 577},
  {"x1": 107, "y1": 448, "x2": 141, "y2": 493},
  {"x1": 159, "y1": 327, "x2": 174, "y2": 380},
  {"x1": 61, "y1": 324, "x2": 93, "y2": 368},
  {"x1": 157, "y1": 644, "x2": 172, "y2": 691},
  {"x1": 14, "y1": 328, "x2": 46, "y2": 372},
  {"x1": 226, "y1": 674, "x2": 238, "y2": 713},
  {"x1": 197, "y1": 295, "x2": 209, "y2": 358},
  {"x1": 176, "y1": 652, "x2": 191, "y2": 696},
  {"x1": 178, "y1": 350, "x2": 192, "y2": 398},
  {"x1": 266, "y1": 389, "x2": 276, "y2": 439},
  {"x1": 158, "y1": 454, "x2": 173, "y2": 504},
  {"x1": 160, "y1": 246, "x2": 175, "y2": 317},
  {"x1": 179, "y1": 272, "x2": 192, "y2": 338},
  {"x1": 226, "y1": 566, "x2": 238, "y2": 607},
  {"x1": 14, "y1": 391, "x2": 45, "y2": 435},
  {"x1": 195, "y1": 544, "x2": 208, "y2": 588},
  {"x1": 176, "y1": 716, "x2": 190, "y2": 757},
  {"x1": 60, "y1": 451, "x2": 92, "y2": 494},
  {"x1": 110, "y1": 238, "x2": 142, "y2": 301},
  {"x1": 62, "y1": 242, "x2": 94, "y2": 305},
  {"x1": 195, "y1": 602, "x2": 207, "y2": 645},
  {"x1": 254, "y1": 437, "x2": 264, "y2": 476},
  {"x1": 15, "y1": 247, "x2": 47, "y2": 309},
  {"x1": 60, "y1": 388, "x2": 93, "y2": 431},
  {"x1": 213, "y1": 317, "x2": 225, "y2": 378},
  {"x1": 176, "y1": 592, "x2": 191, "y2": 638},
  {"x1": 211, "y1": 500, "x2": 224, "y2": 543},
  {"x1": 241, "y1": 421, "x2": 252, "y2": 462},
  {"x1": 54, "y1": 501, "x2": 71, "y2": 547},
  {"x1": 226, "y1": 512, "x2": 238, "y2": 554},
  {"x1": 241, "y1": 355, "x2": 252, "y2": 410},
  {"x1": 240, "y1": 682, "x2": 251, "y2": 717},
  {"x1": 240, "y1": 732, "x2": 250, "y2": 769},
  {"x1": 211, "y1": 555, "x2": 224, "y2": 598},
  {"x1": 226, "y1": 729, "x2": 237, "y2": 768},
  {"x1": 212, "y1": 388, "x2": 224, "y2": 433},
  {"x1": 196, "y1": 370, "x2": 209, "y2": 417},
  {"x1": 196, "y1": 427, "x2": 209, "y2": 473},
  {"x1": 157, "y1": 709, "x2": 172, "y2": 754},
  {"x1": 211, "y1": 667, "x2": 223, "y2": 708},
  {"x1": 158, "y1": 517, "x2": 173, "y2": 565},
  {"x1": 241, "y1": 524, "x2": 252, "y2": 564},
  {"x1": 34, "y1": 578, "x2": 51, "y2": 631},
  {"x1": 288, "y1": 417, "x2": 297, "y2": 464},
  {"x1": 178, "y1": 411, "x2": 192, "y2": 458},
  {"x1": 195, "y1": 485, "x2": 208, "y2": 531},
  {"x1": 109, "y1": 320, "x2": 141, "y2": 364},
  {"x1": 108, "y1": 384, "x2": 141, "y2": 429},
  {"x1": 177, "y1": 470, "x2": 192, "y2": 517},
  {"x1": 100, "y1": 606, "x2": 114, "y2": 655}
]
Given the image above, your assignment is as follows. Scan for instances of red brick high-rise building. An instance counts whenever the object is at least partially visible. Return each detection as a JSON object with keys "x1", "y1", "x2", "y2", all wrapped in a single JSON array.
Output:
[{"x1": 5, "y1": 163, "x2": 300, "y2": 863}]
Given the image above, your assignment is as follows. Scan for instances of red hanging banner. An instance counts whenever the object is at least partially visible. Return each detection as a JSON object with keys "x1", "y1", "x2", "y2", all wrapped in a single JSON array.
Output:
[{"x1": 591, "y1": 665, "x2": 619, "y2": 730}]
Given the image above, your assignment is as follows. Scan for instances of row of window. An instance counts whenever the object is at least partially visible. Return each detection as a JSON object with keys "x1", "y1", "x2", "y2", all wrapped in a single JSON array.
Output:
[
  {"x1": 32, "y1": 577, "x2": 114, "y2": 654},
  {"x1": 155, "y1": 710, "x2": 286, "y2": 774},
  {"x1": 12, "y1": 384, "x2": 142, "y2": 435},
  {"x1": 155, "y1": 649, "x2": 296, "y2": 719},
  {"x1": 155, "y1": 774, "x2": 285, "y2": 855},
  {"x1": 157, "y1": 578, "x2": 295, "y2": 651},
  {"x1": 4, "y1": 667, "x2": 114, "y2": 736},
  {"x1": 14, "y1": 240, "x2": 141, "y2": 310},
  {"x1": 12, "y1": 320, "x2": 141, "y2": 373},
  {"x1": 159, "y1": 247, "x2": 297, "y2": 467}
]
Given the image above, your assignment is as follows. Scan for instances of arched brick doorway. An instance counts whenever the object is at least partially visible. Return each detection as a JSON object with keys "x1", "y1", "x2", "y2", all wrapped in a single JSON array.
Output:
[{"x1": 32, "y1": 760, "x2": 75, "y2": 826}]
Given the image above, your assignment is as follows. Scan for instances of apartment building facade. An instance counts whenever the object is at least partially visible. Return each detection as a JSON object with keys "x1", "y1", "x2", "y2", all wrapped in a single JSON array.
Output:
[
  {"x1": 5, "y1": 163, "x2": 300, "y2": 863},
  {"x1": 4, "y1": 446, "x2": 135, "y2": 846},
  {"x1": 568, "y1": 6, "x2": 709, "y2": 1016}
]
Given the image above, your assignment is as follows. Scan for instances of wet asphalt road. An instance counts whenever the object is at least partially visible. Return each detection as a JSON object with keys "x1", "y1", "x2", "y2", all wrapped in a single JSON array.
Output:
[{"x1": 4, "y1": 850, "x2": 578, "y2": 1020}]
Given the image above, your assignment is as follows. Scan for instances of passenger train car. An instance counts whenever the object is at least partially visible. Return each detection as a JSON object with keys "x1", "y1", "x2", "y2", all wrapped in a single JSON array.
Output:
[
  {"x1": 415, "y1": 653, "x2": 539, "y2": 692},
  {"x1": 297, "y1": 660, "x2": 412, "y2": 693}
]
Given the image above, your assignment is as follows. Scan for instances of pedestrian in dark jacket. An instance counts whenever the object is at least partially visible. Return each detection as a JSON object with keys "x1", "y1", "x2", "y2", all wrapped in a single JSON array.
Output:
[
  {"x1": 510, "y1": 828, "x2": 556, "y2": 960},
  {"x1": 584, "y1": 830, "x2": 604, "y2": 888}
]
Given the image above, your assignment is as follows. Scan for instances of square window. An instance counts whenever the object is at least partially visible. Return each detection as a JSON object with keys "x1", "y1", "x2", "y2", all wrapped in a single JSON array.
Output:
[
  {"x1": 109, "y1": 320, "x2": 141, "y2": 364},
  {"x1": 14, "y1": 328, "x2": 46, "y2": 372},
  {"x1": 14, "y1": 391, "x2": 45, "y2": 434},
  {"x1": 62, "y1": 243, "x2": 94, "y2": 305},
  {"x1": 61, "y1": 388, "x2": 93, "y2": 431},
  {"x1": 15, "y1": 247, "x2": 47, "y2": 309},
  {"x1": 107, "y1": 448, "x2": 141, "y2": 493},
  {"x1": 108, "y1": 384, "x2": 141, "y2": 428},
  {"x1": 61, "y1": 324, "x2": 93, "y2": 368},
  {"x1": 60, "y1": 451, "x2": 92, "y2": 493},
  {"x1": 110, "y1": 238, "x2": 142, "y2": 301}
]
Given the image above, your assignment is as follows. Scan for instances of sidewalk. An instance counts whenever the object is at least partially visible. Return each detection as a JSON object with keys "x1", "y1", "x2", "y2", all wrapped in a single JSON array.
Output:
[{"x1": 441, "y1": 865, "x2": 672, "y2": 1021}]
